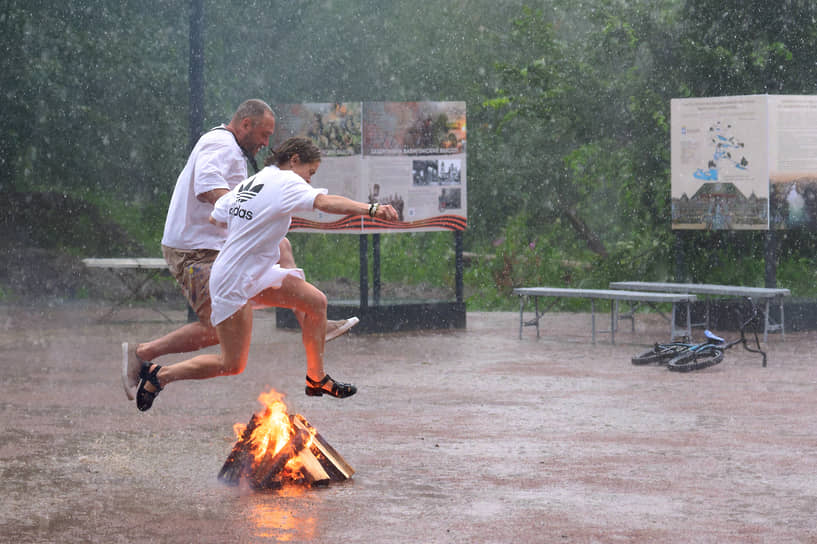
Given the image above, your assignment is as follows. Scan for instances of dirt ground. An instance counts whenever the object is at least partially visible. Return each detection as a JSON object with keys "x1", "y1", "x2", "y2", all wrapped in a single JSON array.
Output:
[{"x1": 1, "y1": 301, "x2": 816, "y2": 544}]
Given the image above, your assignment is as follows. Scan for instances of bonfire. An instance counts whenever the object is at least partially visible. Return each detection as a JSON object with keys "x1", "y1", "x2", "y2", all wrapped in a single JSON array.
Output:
[{"x1": 218, "y1": 388, "x2": 354, "y2": 490}]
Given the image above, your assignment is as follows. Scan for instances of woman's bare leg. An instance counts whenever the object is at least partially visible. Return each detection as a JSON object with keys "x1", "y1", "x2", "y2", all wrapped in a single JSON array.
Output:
[
  {"x1": 252, "y1": 274, "x2": 327, "y2": 381},
  {"x1": 276, "y1": 238, "x2": 307, "y2": 328}
]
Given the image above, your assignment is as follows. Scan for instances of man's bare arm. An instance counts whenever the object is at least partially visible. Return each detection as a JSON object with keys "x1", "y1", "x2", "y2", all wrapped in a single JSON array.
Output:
[
  {"x1": 208, "y1": 215, "x2": 227, "y2": 229},
  {"x1": 198, "y1": 188, "x2": 229, "y2": 205}
]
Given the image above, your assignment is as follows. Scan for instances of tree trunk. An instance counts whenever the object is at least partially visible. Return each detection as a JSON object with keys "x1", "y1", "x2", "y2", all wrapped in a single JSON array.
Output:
[{"x1": 563, "y1": 207, "x2": 608, "y2": 258}]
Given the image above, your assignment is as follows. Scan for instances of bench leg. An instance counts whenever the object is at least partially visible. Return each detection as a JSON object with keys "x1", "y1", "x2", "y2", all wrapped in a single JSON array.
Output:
[
  {"x1": 519, "y1": 296, "x2": 562, "y2": 340},
  {"x1": 669, "y1": 301, "x2": 691, "y2": 340},
  {"x1": 534, "y1": 297, "x2": 540, "y2": 338},
  {"x1": 671, "y1": 302, "x2": 677, "y2": 340},
  {"x1": 610, "y1": 301, "x2": 616, "y2": 345},
  {"x1": 764, "y1": 299, "x2": 770, "y2": 343},
  {"x1": 629, "y1": 302, "x2": 635, "y2": 333},
  {"x1": 686, "y1": 301, "x2": 692, "y2": 338},
  {"x1": 99, "y1": 269, "x2": 172, "y2": 323},
  {"x1": 591, "y1": 299, "x2": 596, "y2": 344},
  {"x1": 518, "y1": 296, "x2": 524, "y2": 340},
  {"x1": 780, "y1": 298, "x2": 785, "y2": 341}
]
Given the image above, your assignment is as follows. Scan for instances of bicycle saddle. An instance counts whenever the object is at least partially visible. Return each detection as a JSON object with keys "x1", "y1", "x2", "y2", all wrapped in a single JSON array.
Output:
[{"x1": 704, "y1": 329, "x2": 725, "y2": 343}]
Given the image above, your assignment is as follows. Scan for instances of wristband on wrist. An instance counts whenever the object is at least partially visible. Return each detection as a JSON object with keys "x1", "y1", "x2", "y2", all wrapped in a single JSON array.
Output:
[{"x1": 368, "y1": 202, "x2": 380, "y2": 217}]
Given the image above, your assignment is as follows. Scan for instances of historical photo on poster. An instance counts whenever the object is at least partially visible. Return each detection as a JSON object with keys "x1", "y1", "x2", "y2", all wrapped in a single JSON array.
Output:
[
  {"x1": 272, "y1": 102, "x2": 362, "y2": 156},
  {"x1": 671, "y1": 95, "x2": 769, "y2": 230},
  {"x1": 270, "y1": 102, "x2": 363, "y2": 221},
  {"x1": 439, "y1": 188, "x2": 461, "y2": 212},
  {"x1": 412, "y1": 160, "x2": 438, "y2": 185},
  {"x1": 366, "y1": 181, "x2": 406, "y2": 222},
  {"x1": 438, "y1": 159, "x2": 462, "y2": 184},
  {"x1": 363, "y1": 101, "x2": 466, "y2": 156},
  {"x1": 412, "y1": 159, "x2": 461, "y2": 185},
  {"x1": 768, "y1": 95, "x2": 817, "y2": 229},
  {"x1": 271, "y1": 101, "x2": 467, "y2": 233}
]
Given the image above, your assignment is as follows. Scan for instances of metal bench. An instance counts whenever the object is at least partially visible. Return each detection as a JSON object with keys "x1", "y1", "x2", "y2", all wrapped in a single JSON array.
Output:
[
  {"x1": 609, "y1": 282, "x2": 790, "y2": 342},
  {"x1": 513, "y1": 287, "x2": 697, "y2": 344},
  {"x1": 82, "y1": 258, "x2": 172, "y2": 321}
]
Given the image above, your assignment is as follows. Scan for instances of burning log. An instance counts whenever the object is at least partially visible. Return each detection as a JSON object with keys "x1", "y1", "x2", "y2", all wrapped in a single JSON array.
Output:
[
  {"x1": 217, "y1": 414, "x2": 260, "y2": 484},
  {"x1": 291, "y1": 414, "x2": 354, "y2": 483},
  {"x1": 218, "y1": 389, "x2": 354, "y2": 490},
  {"x1": 251, "y1": 427, "x2": 311, "y2": 489}
]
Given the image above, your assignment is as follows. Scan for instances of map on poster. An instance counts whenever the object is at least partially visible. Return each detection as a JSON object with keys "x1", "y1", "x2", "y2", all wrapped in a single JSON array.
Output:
[
  {"x1": 671, "y1": 95, "x2": 769, "y2": 230},
  {"x1": 270, "y1": 101, "x2": 467, "y2": 233},
  {"x1": 671, "y1": 94, "x2": 817, "y2": 231}
]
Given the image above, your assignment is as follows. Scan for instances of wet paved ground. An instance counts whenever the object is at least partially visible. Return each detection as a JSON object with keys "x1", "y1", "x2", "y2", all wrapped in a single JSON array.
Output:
[{"x1": 1, "y1": 301, "x2": 816, "y2": 543}]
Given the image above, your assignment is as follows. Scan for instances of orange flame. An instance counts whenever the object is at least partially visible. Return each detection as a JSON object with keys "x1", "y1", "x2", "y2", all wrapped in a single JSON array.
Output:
[
  {"x1": 232, "y1": 388, "x2": 320, "y2": 485},
  {"x1": 249, "y1": 389, "x2": 293, "y2": 461}
]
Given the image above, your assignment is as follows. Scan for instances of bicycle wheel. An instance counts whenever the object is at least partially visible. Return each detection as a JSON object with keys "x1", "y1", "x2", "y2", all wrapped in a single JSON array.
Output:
[
  {"x1": 631, "y1": 344, "x2": 689, "y2": 365},
  {"x1": 667, "y1": 347, "x2": 724, "y2": 372}
]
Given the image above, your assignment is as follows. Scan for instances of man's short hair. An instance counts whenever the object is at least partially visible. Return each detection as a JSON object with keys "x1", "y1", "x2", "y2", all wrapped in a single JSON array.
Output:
[{"x1": 232, "y1": 99, "x2": 273, "y2": 123}]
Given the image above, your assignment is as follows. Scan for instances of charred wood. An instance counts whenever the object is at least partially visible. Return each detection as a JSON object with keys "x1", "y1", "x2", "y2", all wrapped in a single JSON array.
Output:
[
  {"x1": 218, "y1": 414, "x2": 260, "y2": 485},
  {"x1": 252, "y1": 427, "x2": 311, "y2": 489}
]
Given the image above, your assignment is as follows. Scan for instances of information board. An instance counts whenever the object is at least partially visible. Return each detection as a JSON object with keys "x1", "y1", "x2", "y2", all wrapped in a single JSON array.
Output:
[
  {"x1": 671, "y1": 94, "x2": 817, "y2": 230},
  {"x1": 270, "y1": 101, "x2": 467, "y2": 233}
]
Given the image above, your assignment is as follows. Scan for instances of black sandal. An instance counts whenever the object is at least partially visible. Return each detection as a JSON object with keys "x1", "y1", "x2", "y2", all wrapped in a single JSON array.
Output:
[
  {"x1": 305, "y1": 374, "x2": 357, "y2": 399},
  {"x1": 136, "y1": 363, "x2": 163, "y2": 412}
]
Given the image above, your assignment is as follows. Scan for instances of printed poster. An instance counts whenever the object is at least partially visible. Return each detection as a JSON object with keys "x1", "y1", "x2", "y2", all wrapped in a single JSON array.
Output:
[
  {"x1": 767, "y1": 95, "x2": 817, "y2": 229},
  {"x1": 672, "y1": 94, "x2": 817, "y2": 231},
  {"x1": 671, "y1": 95, "x2": 769, "y2": 230},
  {"x1": 270, "y1": 101, "x2": 467, "y2": 233}
]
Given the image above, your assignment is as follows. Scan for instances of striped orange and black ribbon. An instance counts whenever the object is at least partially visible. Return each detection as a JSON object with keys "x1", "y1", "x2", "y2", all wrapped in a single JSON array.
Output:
[{"x1": 289, "y1": 214, "x2": 467, "y2": 231}]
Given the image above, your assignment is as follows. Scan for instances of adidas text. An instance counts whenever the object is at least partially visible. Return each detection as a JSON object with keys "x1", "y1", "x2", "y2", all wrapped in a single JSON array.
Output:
[{"x1": 229, "y1": 206, "x2": 253, "y2": 220}]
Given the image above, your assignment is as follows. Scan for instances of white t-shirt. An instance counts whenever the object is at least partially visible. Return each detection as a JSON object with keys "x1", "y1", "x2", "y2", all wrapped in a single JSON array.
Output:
[
  {"x1": 161, "y1": 127, "x2": 249, "y2": 251},
  {"x1": 208, "y1": 165, "x2": 328, "y2": 325}
]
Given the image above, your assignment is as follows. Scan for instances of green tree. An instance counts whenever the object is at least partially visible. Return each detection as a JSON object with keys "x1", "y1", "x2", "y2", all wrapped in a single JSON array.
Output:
[
  {"x1": 472, "y1": 2, "x2": 679, "y2": 258},
  {"x1": 675, "y1": 0, "x2": 817, "y2": 96}
]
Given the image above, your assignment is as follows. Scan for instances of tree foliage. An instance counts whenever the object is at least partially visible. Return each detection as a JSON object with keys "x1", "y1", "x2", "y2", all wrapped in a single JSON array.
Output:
[
  {"x1": 471, "y1": 0, "x2": 817, "y2": 295},
  {"x1": 3, "y1": 0, "x2": 817, "y2": 301}
]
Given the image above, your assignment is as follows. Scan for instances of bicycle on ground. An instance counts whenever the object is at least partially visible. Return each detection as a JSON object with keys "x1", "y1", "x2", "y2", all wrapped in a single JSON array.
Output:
[{"x1": 631, "y1": 297, "x2": 767, "y2": 372}]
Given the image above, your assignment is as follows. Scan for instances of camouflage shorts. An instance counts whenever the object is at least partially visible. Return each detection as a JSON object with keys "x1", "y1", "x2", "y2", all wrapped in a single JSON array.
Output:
[{"x1": 161, "y1": 245, "x2": 219, "y2": 323}]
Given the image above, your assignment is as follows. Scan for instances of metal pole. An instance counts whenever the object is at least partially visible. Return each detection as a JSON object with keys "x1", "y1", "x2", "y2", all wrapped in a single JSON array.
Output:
[
  {"x1": 455, "y1": 230, "x2": 464, "y2": 303},
  {"x1": 188, "y1": 0, "x2": 204, "y2": 148},
  {"x1": 674, "y1": 230, "x2": 685, "y2": 282},
  {"x1": 372, "y1": 234, "x2": 381, "y2": 306},
  {"x1": 359, "y1": 234, "x2": 368, "y2": 310},
  {"x1": 187, "y1": 0, "x2": 204, "y2": 323}
]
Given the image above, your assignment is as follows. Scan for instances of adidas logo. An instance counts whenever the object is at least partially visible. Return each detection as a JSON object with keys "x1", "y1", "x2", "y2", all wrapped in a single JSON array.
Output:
[{"x1": 236, "y1": 178, "x2": 264, "y2": 203}]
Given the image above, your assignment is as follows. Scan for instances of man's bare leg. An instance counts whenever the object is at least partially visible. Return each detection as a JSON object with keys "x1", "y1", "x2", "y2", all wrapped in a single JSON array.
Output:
[
  {"x1": 148, "y1": 305, "x2": 253, "y2": 388},
  {"x1": 135, "y1": 319, "x2": 219, "y2": 362},
  {"x1": 123, "y1": 308, "x2": 218, "y2": 400},
  {"x1": 134, "y1": 305, "x2": 254, "y2": 410}
]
